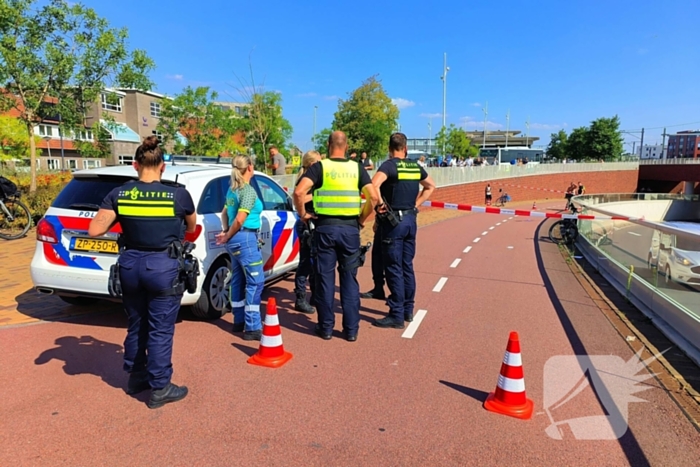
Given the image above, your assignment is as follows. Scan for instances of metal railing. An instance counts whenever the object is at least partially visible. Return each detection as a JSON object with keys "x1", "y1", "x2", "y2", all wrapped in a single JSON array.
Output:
[{"x1": 639, "y1": 158, "x2": 700, "y2": 165}]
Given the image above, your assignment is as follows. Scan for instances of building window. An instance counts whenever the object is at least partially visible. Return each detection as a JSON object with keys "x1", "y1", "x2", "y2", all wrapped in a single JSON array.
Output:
[
  {"x1": 101, "y1": 93, "x2": 123, "y2": 112},
  {"x1": 83, "y1": 159, "x2": 102, "y2": 169},
  {"x1": 75, "y1": 129, "x2": 93, "y2": 141},
  {"x1": 118, "y1": 155, "x2": 134, "y2": 165},
  {"x1": 150, "y1": 101, "x2": 161, "y2": 118},
  {"x1": 37, "y1": 125, "x2": 55, "y2": 137},
  {"x1": 66, "y1": 160, "x2": 77, "y2": 170},
  {"x1": 46, "y1": 159, "x2": 61, "y2": 171},
  {"x1": 152, "y1": 130, "x2": 163, "y2": 142}
]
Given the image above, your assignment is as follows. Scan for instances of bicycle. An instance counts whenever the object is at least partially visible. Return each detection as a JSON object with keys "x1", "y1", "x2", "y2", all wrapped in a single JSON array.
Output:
[
  {"x1": 549, "y1": 204, "x2": 579, "y2": 245},
  {"x1": 495, "y1": 191, "x2": 511, "y2": 207},
  {"x1": 0, "y1": 177, "x2": 32, "y2": 241}
]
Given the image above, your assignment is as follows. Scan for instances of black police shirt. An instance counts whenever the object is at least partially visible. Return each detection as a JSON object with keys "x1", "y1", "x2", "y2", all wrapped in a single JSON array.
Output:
[
  {"x1": 378, "y1": 158, "x2": 428, "y2": 210},
  {"x1": 100, "y1": 180, "x2": 195, "y2": 249},
  {"x1": 301, "y1": 157, "x2": 372, "y2": 225}
]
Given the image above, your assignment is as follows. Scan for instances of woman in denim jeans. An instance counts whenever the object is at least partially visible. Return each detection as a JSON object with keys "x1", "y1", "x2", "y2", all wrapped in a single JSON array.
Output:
[
  {"x1": 293, "y1": 150, "x2": 322, "y2": 314},
  {"x1": 215, "y1": 155, "x2": 265, "y2": 341}
]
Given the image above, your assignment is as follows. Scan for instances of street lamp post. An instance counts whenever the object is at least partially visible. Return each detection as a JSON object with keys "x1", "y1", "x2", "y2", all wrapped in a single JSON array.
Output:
[
  {"x1": 43, "y1": 136, "x2": 52, "y2": 168},
  {"x1": 505, "y1": 110, "x2": 510, "y2": 148},
  {"x1": 313, "y1": 105, "x2": 317, "y2": 143},
  {"x1": 525, "y1": 116, "x2": 530, "y2": 147},
  {"x1": 482, "y1": 102, "x2": 488, "y2": 149},
  {"x1": 440, "y1": 53, "x2": 449, "y2": 155},
  {"x1": 58, "y1": 113, "x2": 65, "y2": 171},
  {"x1": 428, "y1": 117, "x2": 432, "y2": 154}
]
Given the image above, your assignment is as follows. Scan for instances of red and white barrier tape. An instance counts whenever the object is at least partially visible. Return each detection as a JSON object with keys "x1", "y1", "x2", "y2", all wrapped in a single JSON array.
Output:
[
  {"x1": 497, "y1": 182, "x2": 567, "y2": 194},
  {"x1": 420, "y1": 201, "x2": 640, "y2": 221}
]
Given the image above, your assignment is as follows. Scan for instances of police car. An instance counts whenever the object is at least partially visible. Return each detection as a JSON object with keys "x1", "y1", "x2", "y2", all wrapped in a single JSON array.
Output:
[{"x1": 30, "y1": 163, "x2": 301, "y2": 320}]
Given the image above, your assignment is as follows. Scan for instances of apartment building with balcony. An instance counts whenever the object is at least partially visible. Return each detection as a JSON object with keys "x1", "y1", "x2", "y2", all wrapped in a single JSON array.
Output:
[{"x1": 667, "y1": 131, "x2": 700, "y2": 159}]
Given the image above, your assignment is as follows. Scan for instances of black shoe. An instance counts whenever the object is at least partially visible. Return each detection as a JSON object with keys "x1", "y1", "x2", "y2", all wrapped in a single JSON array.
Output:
[
  {"x1": 405, "y1": 313, "x2": 413, "y2": 323},
  {"x1": 294, "y1": 298, "x2": 315, "y2": 314},
  {"x1": 372, "y1": 316, "x2": 405, "y2": 329},
  {"x1": 148, "y1": 383, "x2": 188, "y2": 409},
  {"x1": 243, "y1": 329, "x2": 262, "y2": 341},
  {"x1": 314, "y1": 324, "x2": 332, "y2": 340},
  {"x1": 361, "y1": 289, "x2": 386, "y2": 300},
  {"x1": 232, "y1": 322, "x2": 244, "y2": 333},
  {"x1": 126, "y1": 370, "x2": 150, "y2": 395},
  {"x1": 344, "y1": 331, "x2": 358, "y2": 342}
]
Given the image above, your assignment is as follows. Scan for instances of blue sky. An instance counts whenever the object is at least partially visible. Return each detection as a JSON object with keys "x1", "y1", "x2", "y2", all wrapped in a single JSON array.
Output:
[{"x1": 82, "y1": 0, "x2": 700, "y2": 153}]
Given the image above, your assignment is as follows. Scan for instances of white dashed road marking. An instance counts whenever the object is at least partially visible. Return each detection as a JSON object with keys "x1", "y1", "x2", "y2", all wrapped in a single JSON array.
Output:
[
  {"x1": 489, "y1": 226, "x2": 495, "y2": 230},
  {"x1": 433, "y1": 277, "x2": 448, "y2": 292},
  {"x1": 482, "y1": 231, "x2": 489, "y2": 236},
  {"x1": 450, "y1": 258, "x2": 461, "y2": 268},
  {"x1": 402, "y1": 309, "x2": 428, "y2": 339},
  {"x1": 463, "y1": 246, "x2": 472, "y2": 253},
  {"x1": 496, "y1": 223, "x2": 502, "y2": 226},
  {"x1": 508, "y1": 246, "x2": 514, "y2": 249},
  {"x1": 473, "y1": 238, "x2": 481, "y2": 243}
]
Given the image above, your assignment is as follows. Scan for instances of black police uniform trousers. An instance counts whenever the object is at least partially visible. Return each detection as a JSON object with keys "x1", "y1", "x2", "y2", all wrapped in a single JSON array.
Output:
[
  {"x1": 118, "y1": 249, "x2": 182, "y2": 390},
  {"x1": 294, "y1": 218, "x2": 316, "y2": 303},
  {"x1": 381, "y1": 211, "x2": 418, "y2": 322},
  {"x1": 313, "y1": 223, "x2": 361, "y2": 335}
]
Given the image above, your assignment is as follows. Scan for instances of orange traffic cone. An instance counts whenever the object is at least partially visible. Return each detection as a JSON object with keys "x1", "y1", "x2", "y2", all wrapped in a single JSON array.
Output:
[
  {"x1": 532, "y1": 201, "x2": 537, "y2": 210},
  {"x1": 484, "y1": 331, "x2": 534, "y2": 420},
  {"x1": 247, "y1": 298, "x2": 293, "y2": 368}
]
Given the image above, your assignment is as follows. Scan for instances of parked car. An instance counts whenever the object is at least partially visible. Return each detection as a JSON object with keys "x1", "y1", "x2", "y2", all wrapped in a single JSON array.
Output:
[
  {"x1": 648, "y1": 228, "x2": 700, "y2": 286},
  {"x1": 30, "y1": 163, "x2": 300, "y2": 320}
]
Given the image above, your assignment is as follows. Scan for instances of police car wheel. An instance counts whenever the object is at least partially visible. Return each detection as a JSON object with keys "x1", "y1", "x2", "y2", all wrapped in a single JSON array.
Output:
[
  {"x1": 191, "y1": 257, "x2": 230, "y2": 320},
  {"x1": 58, "y1": 296, "x2": 96, "y2": 307}
]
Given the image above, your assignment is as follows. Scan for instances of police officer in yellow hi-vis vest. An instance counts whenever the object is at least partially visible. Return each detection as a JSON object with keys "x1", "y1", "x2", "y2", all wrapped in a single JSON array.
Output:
[
  {"x1": 89, "y1": 136, "x2": 195, "y2": 409},
  {"x1": 293, "y1": 131, "x2": 379, "y2": 341},
  {"x1": 372, "y1": 132, "x2": 435, "y2": 329}
]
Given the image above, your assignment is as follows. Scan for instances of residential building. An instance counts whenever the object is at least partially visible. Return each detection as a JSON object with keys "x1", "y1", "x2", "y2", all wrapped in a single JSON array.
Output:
[
  {"x1": 407, "y1": 130, "x2": 539, "y2": 154},
  {"x1": 639, "y1": 144, "x2": 666, "y2": 160},
  {"x1": 214, "y1": 101, "x2": 250, "y2": 117},
  {"x1": 666, "y1": 131, "x2": 700, "y2": 159}
]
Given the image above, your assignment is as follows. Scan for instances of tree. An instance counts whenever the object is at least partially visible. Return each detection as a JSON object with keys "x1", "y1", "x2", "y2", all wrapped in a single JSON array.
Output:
[
  {"x1": 566, "y1": 127, "x2": 589, "y2": 161},
  {"x1": 74, "y1": 121, "x2": 113, "y2": 159},
  {"x1": 312, "y1": 128, "x2": 332, "y2": 156},
  {"x1": 157, "y1": 86, "x2": 245, "y2": 156},
  {"x1": 0, "y1": 0, "x2": 154, "y2": 192},
  {"x1": 435, "y1": 124, "x2": 479, "y2": 158},
  {"x1": 0, "y1": 115, "x2": 38, "y2": 164},
  {"x1": 332, "y1": 75, "x2": 399, "y2": 160},
  {"x1": 546, "y1": 129, "x2": 568, "y2": 161},
  {"x1": 588, "y1": 115, "x2": 624, "y2": 161},
  {"x1": 244, "y1": 91, "x2": 293, "y2": 170}
]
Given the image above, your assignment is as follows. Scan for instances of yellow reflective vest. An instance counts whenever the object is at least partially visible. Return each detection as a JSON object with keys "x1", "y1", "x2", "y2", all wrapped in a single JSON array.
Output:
[{"x1": 312, "y1": 159, "x2": 362, "y2": 216}]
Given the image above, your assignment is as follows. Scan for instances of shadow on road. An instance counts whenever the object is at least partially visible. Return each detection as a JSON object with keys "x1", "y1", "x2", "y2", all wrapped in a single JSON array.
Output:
[{"x1": 439, "y1": 380, "x2": 489, "y2": 403}]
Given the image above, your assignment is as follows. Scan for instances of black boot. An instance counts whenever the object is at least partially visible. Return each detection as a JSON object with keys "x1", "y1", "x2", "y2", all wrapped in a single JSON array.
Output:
[
  {"x1": 361, "y1": 287, "x2": 386, "y2": 300},
  {"x1": 295, "y1": 297, "x2": 315, "y2": 314},
  {"x1": 126, "y1": 370, "x2": 150, "y2": 395},
  {"x1": 243, "y1": 329, "x2": 262, "y2": 341},
  {"x1": 148, "y1": 383, "x2": 188, "y2": 409},
  {"x1": 372, "y1": 316, "x2": 405, "y2": 329}
]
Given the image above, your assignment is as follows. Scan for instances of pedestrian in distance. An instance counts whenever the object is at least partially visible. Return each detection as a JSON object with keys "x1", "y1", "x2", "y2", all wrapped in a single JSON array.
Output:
[
  {"x1": 216, "y1": 155, "x2": 266, "y2": 341},
  {"x1": 267, "y1": 145, "x2": 287, "y2": 175},
  {"x1": 372, "y1": 132, "x2": 436, "y2": 329},
  {"x1": 293, "y1": 150, "x2": 322, "y2": 314},
  {"x1": 577, "y1": 181, "x2": 586, "y2": 195},
  {"x1": 293, "y1": 131, "x2": 379, "y2": 342},
  {"x1": 485, "y1": 183, "x2": 492, "y2": 206},
  {"x1": 88, "y1": 136, "x2": 195, "y2": 409},
  {"x1": 360, "y1": 151, "x2": 374, "y2": 170}
]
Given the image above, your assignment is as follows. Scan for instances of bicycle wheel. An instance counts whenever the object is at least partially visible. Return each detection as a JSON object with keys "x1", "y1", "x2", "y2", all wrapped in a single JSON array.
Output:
[
  {"x1": 0, "y1": 198, "x2": 32, "y2": 240},
  {"x1": 562, "y1": 224, "x2": 579, "y2": 245},
  {"x1": 549, "y1": 220, "x2": 566, "y2": 244}
]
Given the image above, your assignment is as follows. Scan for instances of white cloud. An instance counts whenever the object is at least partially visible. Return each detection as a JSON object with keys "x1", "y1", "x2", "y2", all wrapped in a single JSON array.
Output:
[
  {"x1": 166, "y1": 74, "x2": 184, "y2": 81},
  {"x1": 296, "y1": 92, "x2": 317, "y2": 98},
  {"x1": 460, "y1": 116, "x2": 503, "y2": 130},
  {"x1": 323, "y1": 95, "x2": 339, "y2": 101},
  {"x1": 420, "y1": 113, "x2": 442, "y2": 118},
  {"x1": 471, "y1": 102, "x2": 482, "y2": 107},
  {"x1": 391, "y1": 98, "x2": 415, "y2": 110},
  {"x1": 529, "y1": 122, "x2": 566, "y2": 130}
]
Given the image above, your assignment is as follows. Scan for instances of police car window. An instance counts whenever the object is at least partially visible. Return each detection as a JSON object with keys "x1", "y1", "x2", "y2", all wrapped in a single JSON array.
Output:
[
  {"x1": 252, "y1": 176, "x2": 289, "y2": 211},
  {"x1": 197, "y1": 177, "x2": 226, "y2": 214},
  {"x1": 52, "y1": 176, "x2": 132, "y2": 211}
]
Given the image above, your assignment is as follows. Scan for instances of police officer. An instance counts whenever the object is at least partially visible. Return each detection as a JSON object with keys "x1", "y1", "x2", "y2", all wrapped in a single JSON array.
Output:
[
  {"x1": 372, "y1": 132, "x2": 436, "y2": 329},
  {"x1": 293, "y1": 131, "x2": 379, "y2": 341},
  {"x1": 89, "y1": 136, "x2": 195, "y2": 409}
]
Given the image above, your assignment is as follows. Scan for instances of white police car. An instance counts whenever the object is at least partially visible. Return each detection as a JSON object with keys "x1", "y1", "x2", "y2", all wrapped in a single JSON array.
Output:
[{"x1": 30, "y1": 163, "x2": 300, "y2": 319}]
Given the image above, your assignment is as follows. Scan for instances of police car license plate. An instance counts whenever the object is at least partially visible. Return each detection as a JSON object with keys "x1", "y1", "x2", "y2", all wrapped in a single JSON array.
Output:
[{"x1": 71, "y1": 237, "x2": 119, "y2": 254}]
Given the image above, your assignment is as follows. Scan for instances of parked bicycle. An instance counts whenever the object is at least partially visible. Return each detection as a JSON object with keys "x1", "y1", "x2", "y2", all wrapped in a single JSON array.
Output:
[
  {"x1": 0, "y1": 176, "x2": 32, "y2": 241},
  {"x1": 495, "y1": 189, "x2": 511, "y2": 207},
  {"x1": 549, "y1": 203, "x2": 579, "y2": 245}
]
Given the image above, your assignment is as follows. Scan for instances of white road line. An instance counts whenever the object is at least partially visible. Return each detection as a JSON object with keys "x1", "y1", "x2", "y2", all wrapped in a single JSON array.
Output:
[
  {"x1": 450, "y1": 258, "x2": 461, "y2": 268},
  {"x1": 489, "y1": 226, "x2": 495, "y2": 230},
  {"x1": 508, "y1": 246, "x2": 514, "y2": 249},
  {"x1": 463, "y1": 246, "x2": 472, "y2": 253},
  {"x1": 473, "y1": 237, "x2": 481, "y2": 243},
  {"x1": 509, "y1": 217, "x2": 514, "y2": 219},
  {"x1": 482, "y1": 231, "x2": 489, "y2": 236},
  {"x1": 433, "y1": 277, "x2": 448, "y2": 292},
  {"x1": 502, "y1": 220, "x2": 508, "y2": 223},
  {"x1": 628, "y1": 232, "x2": 642, "y2": 237},
  {"x1": 402, "y1": 309, "x2": 428, "y2": 339},
  {"x1": 496, "y1": 223, "x2": 502, "y2": 226}
]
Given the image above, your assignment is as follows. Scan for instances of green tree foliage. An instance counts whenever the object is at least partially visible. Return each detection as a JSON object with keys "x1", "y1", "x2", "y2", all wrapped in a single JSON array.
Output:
[
  {"x1": 0, "y1": 115, "x2": 38, "y2": 163},
  {"x1": 545, "y1": 129, "x2": 568, "y2": 161},
  {"x1": 74, "y1": 122, "x2": 112, "y2": 159},
  {"x1": 332, "y1": 75, "x2": 399, "y2": 160},
  {"x1": 312, "y1": 128, "x2": 332, "y2": 156},
  {"x1": 434, "y1": 124, "x2": 479, "y2": 158},
  {"x1": 157, "y1": 86, "x2": 245, "y2": 157},
  {"x1": 241, "y1": 91, "x2": 293, "y2": 171},
  {"x1": 587, "y1": 116, "x2": 624, "y2": 161},
  {"x1": 565, "y1": 127, "x2": 589, "y2": 161},
  {"x1": 0, "y1": 0, "x2": 154, "y2": 192}
]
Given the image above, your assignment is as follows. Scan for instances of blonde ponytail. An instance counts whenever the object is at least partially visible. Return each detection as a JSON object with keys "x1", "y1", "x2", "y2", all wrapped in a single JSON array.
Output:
[
  {"x1": 296, "y1": 150, "x2": 321, "y2": 184},
  {"x1": 231, "y1": 154, "x2": 252, "y2": 191}
]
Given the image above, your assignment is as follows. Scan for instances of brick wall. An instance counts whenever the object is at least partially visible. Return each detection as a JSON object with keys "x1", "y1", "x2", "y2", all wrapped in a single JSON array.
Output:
[{"x1": 425, "y1": 170, "x2": 639, "y2": 207}]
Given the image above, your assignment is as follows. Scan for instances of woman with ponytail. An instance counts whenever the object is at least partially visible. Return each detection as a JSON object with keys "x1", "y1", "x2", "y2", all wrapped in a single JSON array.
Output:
[
  {"x1": 292, "y1": 150, "x2": 321, "y2": 314},
  {"x1": 215, "y1": 155, "x2": 265, "y2": 340}
]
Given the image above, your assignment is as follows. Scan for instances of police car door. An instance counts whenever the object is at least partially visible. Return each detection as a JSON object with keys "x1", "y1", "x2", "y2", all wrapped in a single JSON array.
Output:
[
  {"x1": 251, "y1": 174, "x2": 300, "y2": 278},
  {"x1": 196, "y1": 176, "x2": 229, "y2": 274}
]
